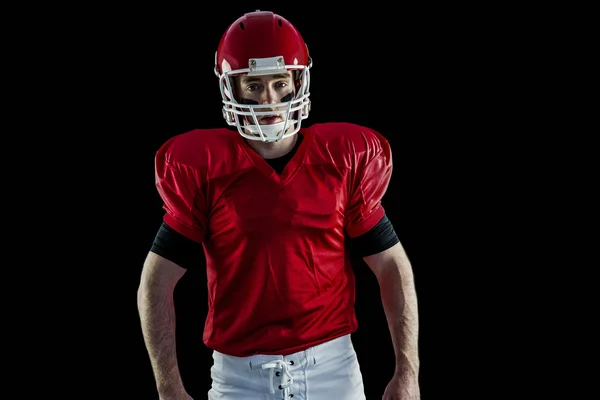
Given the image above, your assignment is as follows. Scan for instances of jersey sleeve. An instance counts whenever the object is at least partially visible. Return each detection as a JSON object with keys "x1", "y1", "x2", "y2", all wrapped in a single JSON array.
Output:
[
  {"x1": 344, "y1": 129, "x2": 393, "y2": 239},
  {"x1": 154, "y1": 138, "x2": 208, "y2": 243}
]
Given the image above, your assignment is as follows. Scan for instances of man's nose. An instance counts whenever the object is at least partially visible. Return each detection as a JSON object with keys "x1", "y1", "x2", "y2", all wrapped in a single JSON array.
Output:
[{"x1": 260, "y1": 88, "x2": 279, "y2": 105}]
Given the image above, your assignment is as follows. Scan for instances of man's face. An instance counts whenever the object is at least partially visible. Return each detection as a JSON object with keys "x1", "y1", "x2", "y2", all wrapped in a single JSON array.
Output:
[{"x1": 233, "y1": 72, "x2": 295, "y2": 125}]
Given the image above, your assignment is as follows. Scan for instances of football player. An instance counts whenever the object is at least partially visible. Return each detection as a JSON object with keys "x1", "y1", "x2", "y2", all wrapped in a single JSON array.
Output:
[{"x1": 138, "y1": 10, "x2": 420, "y2": 400}]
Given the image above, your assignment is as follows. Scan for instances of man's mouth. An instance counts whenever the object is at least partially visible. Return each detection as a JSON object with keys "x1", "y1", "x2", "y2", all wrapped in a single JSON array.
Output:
[{"x1": 259, "y1": 115, "x2": 281, "y2": 125}]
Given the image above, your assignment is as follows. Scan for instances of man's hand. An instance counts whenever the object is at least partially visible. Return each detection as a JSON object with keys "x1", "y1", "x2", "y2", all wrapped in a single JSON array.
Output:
[{"x1": 382, "y1": 370, "x2": 420, "y2": 400}]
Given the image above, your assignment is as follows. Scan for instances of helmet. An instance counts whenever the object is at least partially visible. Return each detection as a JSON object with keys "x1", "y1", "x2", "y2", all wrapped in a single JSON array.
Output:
[{"x1": 214, "y1": 10, "x2": 312, "y2": 142}]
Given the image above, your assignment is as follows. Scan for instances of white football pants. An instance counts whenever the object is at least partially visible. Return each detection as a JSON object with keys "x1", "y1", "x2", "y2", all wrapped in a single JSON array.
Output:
[{"x1": 208, "y1": 334, "x2": 366, "y2": 399}]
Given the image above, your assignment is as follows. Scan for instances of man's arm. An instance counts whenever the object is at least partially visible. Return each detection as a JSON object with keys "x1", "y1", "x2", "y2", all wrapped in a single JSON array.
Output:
[
  {"x1": 137, "y1": 251, "x2": 189, "y2": 397},
  {"x1": 363, "y1": 241, "x2": 420, "y2": 380}
]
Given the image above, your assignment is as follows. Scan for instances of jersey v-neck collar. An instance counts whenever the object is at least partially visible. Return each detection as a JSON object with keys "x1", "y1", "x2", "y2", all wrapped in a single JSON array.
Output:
[{"x1": 236, "y1": 130, "x2": 312, "y2": 186}]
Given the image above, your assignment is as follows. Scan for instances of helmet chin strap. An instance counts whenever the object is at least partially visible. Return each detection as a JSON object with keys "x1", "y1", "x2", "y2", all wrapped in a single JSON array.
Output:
[
  {"x1": 244, "y1": 120, "x2": 298, "y2": 142},
  {"x1": 239, "y1": 92, "x2": 296, "y2": 142}
]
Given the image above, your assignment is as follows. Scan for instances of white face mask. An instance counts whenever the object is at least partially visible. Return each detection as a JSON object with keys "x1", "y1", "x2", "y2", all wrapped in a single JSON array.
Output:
[{"x1": 217, "y1": 57, "x2": 312, "y2": 143}]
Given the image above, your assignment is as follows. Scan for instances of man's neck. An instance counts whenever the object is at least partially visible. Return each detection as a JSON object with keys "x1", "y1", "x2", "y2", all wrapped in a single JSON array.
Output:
[{"x1": 245, "y1": 134, "x2": 298, "y2": 159}]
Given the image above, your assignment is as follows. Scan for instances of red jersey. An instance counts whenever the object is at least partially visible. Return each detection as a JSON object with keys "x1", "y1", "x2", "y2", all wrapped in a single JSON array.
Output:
[{"x1": 154, "y1": 122, "x2": 393, "y2": 356}]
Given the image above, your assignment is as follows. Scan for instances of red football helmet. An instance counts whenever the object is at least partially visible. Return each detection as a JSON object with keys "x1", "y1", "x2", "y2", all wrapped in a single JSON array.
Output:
[{"x1": 214, "y1": 10, "x2": 312, "y2": 142}]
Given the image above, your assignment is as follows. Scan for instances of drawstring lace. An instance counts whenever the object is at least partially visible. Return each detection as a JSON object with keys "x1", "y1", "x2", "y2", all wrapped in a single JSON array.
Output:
[{"x1": 261, "y1": 359, "x2": 294, "y2": 394}]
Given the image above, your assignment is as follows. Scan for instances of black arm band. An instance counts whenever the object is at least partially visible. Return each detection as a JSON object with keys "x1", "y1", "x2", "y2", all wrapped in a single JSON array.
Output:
[
  {"x1": 349, "y1": 214, "x2": 400, "y2": 258},
  {"x1": 150, "y1": 222, "x2": 204, "y2": 269}
]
